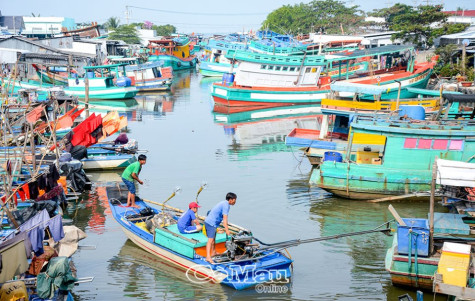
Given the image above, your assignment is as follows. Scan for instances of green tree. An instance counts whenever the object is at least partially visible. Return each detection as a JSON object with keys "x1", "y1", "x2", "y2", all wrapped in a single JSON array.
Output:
[
  {"x1": 152, "y1": 24, "x2": 177, "y2": 36},
  {"x1": 108, "y1": 25, "x2": 140, "y2": 44},
  {"x1": 104, "y1": 17, "x2": 120, "y2": 30},
  {"x1": 261, "y1": 0, "x2": 364, "y2": 35},
  {"x1": 371, "y1": 4, "x2": 469, "y2": 49}
]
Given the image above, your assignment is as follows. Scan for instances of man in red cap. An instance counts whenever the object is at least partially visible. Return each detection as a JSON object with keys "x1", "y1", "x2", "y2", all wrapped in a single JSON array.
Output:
[{"x1": 177, "y1": 202, "x2": 203, "y2": 234}]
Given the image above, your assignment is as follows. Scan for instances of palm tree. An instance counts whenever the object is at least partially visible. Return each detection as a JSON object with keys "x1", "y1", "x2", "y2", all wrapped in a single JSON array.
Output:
[{"x1": 104, "y1": 17, "x2": 120, "y2": 30}]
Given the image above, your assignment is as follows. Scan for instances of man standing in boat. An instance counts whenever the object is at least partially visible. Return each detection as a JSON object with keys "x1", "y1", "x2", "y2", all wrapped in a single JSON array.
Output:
[
  {"x1": 121, "y1": 154, "x2": 147, "y2": 208},
  {"x1": 177, "y1": 202, "x2": 203, "y2": 234},
  {"x1": 204, "y1": 192, "x2": 237, "y2": 263}
]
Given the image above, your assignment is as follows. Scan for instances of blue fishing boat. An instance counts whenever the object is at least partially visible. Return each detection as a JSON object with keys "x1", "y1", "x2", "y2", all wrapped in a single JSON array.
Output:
[
  {"x1": 104, "y1": 185, "x2": 293, "y2": 290},
  {"x1": 199, "y1": 39, "x2": 246, "y2": 77}
]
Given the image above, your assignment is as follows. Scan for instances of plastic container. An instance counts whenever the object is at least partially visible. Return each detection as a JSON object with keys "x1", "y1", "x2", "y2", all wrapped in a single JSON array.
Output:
[
  {"x1": 222, "y1": 73, "x2": 234, "y2": 85},
  {"x1": 397, "y1": 218, "x2": 429, "y2": 256},
  {"x1": 116, "y1": 76, "x2": 132, "y2": 87},
  {"x1": 438, "y1": 242, "x2": 471, "y2": 287},
  {"x1": 86, "y1": 71, "x2": 95, "y2": 78},
  {"x1": 323, "y1": 151, "x2": 342, "y2": 162},
  {"x1": 398, "y1": 105, "x2": 425, "y2": 120}
]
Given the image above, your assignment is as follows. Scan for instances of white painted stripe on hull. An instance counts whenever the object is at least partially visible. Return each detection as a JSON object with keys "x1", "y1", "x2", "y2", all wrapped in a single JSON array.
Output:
[
  {"x1": 250, "y1": 92, "x2": 327, "y2": 101},
  {"x1": 82, "y1": 159, "x2": 129, "y2": 169},
  {"x1": 66, "y1": 87, "x2": 136, "y2": 96},
  {"x1": 214, "y1": 88, "x2": 228, "y2": 97},
  {"x1": 250, "y1": 107, "x2": 321, "y2": 119}
]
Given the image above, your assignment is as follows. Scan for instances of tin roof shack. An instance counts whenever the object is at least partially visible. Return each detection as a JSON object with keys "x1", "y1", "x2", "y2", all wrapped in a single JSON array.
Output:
[
  {"x1": 0, "y1": 11, "x2": 24, "y2": 35},
  {"x1": 0, "y1": 36, "x2": 92, "y2": 79}
]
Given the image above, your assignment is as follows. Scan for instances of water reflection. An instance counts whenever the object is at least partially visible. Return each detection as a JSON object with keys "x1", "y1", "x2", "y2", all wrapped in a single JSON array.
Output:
[
  {"x1": 213, "y1": 105, "x2": 322, "y2": 160},
  {"x1": 135, "y1": 91, "x2": 176, "y2": 117}
]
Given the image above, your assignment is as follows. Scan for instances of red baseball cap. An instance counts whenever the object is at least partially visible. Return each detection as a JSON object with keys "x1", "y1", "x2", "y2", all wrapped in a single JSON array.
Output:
[{"x1": 189, "y1": 202, "x2": 201, "y2": 209}]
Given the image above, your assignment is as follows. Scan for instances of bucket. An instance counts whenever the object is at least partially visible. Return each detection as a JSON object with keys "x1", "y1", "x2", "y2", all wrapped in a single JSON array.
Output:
[
  {"x1": 324, "y1": 151, "x2": 342, "y2": 162},
  {"x1": 86, "y1": 71, "x2": 95, "y2": 78},
  {"x1": 222, "y1": 72, "x2": 234, "y2": 86},
  {"x1": 398, "y1": 105, "x2": 425, "y2": 120},
  {"x1": 116, "y1": 76, "x2": 132, "y2": 87}
]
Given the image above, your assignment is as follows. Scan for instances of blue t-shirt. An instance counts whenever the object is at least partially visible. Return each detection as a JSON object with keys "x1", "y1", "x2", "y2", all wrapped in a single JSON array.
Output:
[
  {"x1": 205, "y1": 200, "x2": 230, "y2": 227},
  {"x1": 177, "y1": 209, "x2": 196, "y2": 232}
]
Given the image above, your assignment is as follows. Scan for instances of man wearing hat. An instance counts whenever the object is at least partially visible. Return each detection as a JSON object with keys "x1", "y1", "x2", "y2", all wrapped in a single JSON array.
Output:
[{"x1": 177, "y1": 202, "x2": 203, "y2": 234}]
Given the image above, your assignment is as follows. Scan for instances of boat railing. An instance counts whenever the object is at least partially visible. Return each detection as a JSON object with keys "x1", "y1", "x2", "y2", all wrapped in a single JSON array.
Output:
[
  {"x1": 353, "y1": 115, "x2": 475, "y2": 128},
  {"x1": 225, "y1": 50, "x2": 326, "y2": 66}
]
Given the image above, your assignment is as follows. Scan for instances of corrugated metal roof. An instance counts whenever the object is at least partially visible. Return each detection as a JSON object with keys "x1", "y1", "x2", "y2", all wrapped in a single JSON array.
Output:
[{"x1": 439, "y1": 30, "x2": 475, "y2": 39}]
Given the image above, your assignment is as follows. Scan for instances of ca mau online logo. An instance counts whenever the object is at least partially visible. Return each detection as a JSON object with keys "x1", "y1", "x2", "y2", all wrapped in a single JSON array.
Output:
[{"x1": 185, "y1": 264, "x2": 290, "y2": 284}]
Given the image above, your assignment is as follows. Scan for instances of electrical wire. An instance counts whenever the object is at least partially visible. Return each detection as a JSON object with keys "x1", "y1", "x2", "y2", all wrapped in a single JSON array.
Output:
[{"x1": 128, "y1": 5, "x2": 267, "y2": 16}]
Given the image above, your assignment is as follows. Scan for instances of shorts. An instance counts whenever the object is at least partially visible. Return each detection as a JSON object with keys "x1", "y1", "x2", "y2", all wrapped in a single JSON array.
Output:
[
  {"x1": 122, "y1": 178, "x2": 136, "y2": 195},
  {"x1": 204, "y1": 222, "x2": 217, "y2": 239},
  {"x1": 180, "y1": 225, "x2": 199, "y2": 234}
]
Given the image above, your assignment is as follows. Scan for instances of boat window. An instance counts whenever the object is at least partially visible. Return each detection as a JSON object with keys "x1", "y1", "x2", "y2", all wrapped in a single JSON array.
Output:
[
  {"x1": 432, "y1": 139, "x2": 448, "y2": 150},
  {"x1": 289, "y1": 67, "x2": 295, "y2": 71},
  {"x1": 261, "y1": 65, "x2": 266, "y2": 69},
  {"x1": 404, "y1": 138, "x2": 417, "y2": 149},
  {"x1": 305, "y1": 67, "x2": 311, "y2": 73},
  {"x1": 275, "y1": 66, "x2": 281, "y2": 71},
  {"x1": 417, "y1": 139, "x2": 432, "y2": 149},
  {"x1": 152, "y1": 67, "x2": 160, "y2": 78},
  {"x1": 268, "y1": 65, "x2": 274, "y2": 70},
  {"x1": 449, "y1": 140, "x2": 464, "y2": 150},
  {"x1": 282, "y1": 67, "x2": 288, "y2": 71}
]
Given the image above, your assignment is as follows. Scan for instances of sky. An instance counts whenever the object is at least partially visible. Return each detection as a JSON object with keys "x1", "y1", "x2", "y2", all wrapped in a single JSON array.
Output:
[{"x1": 1, "y1": 0, "x2": 473, "y2": 34}]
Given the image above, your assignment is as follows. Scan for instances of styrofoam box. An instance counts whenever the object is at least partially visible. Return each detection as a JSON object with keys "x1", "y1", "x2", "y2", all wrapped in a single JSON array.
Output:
[{"x1": 442, "y1": 242, "x2": 471, "y2": 255}]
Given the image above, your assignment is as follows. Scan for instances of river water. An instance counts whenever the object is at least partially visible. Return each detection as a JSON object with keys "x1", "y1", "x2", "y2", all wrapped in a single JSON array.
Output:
[{"x1": 67, "y1": 70, "x2": 446, "y2": 300}]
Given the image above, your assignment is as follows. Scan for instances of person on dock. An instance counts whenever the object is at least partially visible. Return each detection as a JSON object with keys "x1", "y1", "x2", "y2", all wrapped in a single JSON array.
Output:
[
  {"x1": 121, "y1": 154, "x2": 147, "y2": 208},
  {"x1": 204, "y1": 192, "x2": 237, "y2": 264},
  {"x1": 177, "y1": 202, "x2": 202, "y2": 234}
]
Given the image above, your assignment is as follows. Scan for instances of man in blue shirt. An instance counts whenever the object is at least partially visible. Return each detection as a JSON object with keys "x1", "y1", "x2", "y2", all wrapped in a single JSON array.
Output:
[
  {"x1": 177, "y1": 202, "x2": 202, "y2": 234},
  {"x1": 204, "y1": 192, "x2": 237, "y2": 264}
]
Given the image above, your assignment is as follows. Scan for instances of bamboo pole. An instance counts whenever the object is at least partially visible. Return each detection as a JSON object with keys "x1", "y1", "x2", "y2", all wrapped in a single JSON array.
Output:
[{"x1": 429, "y1": 158, "x2": 437, "y2": 255}]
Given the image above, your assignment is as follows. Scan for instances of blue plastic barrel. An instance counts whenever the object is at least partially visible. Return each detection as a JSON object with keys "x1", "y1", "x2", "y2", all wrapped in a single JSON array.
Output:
[
  {"x1": 116, "y1": 76, "x2": 132, "y2": 87},
  {"x1": 86, "y1": 71, "x2": 95, "y2": 78},
  {"x1": 222, "y1": 73, "x2": 234, "y2": 85},
  {"x1": 398, "y1": 105, "x2": 425, "y2": 120},
  {"x1": 324, "y1": 151, "x2": 342, "y2": 162},
  {"x1": 223, "y1": 126, "x2": 235, "y2": 135}
]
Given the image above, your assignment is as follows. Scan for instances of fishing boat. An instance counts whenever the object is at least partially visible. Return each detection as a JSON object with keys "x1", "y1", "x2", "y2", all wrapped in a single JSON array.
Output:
[
  {"x1": 81, "y1": 152, "x2": 136, "y2": 170},
  {"x1": 108, "y1": 57, "x2": 173, "y2": 92},
  {"x1": 247, "y1": 35, "x2": 309, "y2": 56},
  {"x1": 310, "y1": 115, "x2": 475, "y2": 200},
  {"x1": 386, "y1": 159, "x2": 475, "y2": 296},
  {"x1": 105, "y1": 184, "x2": 292, "y2": 290},
  {"x1": 199, "y1": 39, "x2": 246, "y2": 77},
  {"x1": 32, "y1": 64, "x2": 69, "y2": 86},
  {"x1": 148, "y1": 37, "x2": 198, "y2": 71},
  {"x1": 211, "y1": 45, "x2": 435, "y2": 109},
  {"x1": 66, "y1": 64, "x2": 138, "y2": 100}
]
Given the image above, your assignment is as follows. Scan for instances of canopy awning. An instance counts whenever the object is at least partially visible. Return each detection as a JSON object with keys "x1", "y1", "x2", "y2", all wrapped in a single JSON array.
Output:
[
  {"x1": 436, "y1": 159, "x2": 475, "y2": 187},
  {"x1": 330, "y1": 81, "x2": 389, "y2": 95}
]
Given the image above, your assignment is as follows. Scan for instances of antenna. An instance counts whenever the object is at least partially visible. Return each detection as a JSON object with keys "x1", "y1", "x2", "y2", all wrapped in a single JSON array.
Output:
[
  {"x1": 384, "y1": 0, "x2": 392, "y2": 8},
  {"x1": 125, "y1": 6, "x2": 131, "y2": 25}
]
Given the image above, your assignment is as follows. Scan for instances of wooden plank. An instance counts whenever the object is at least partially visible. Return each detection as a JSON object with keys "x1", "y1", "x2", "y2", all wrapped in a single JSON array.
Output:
[
  {"x1": 433, "y1": 274, "x2": 475, "y2": 298},
  {"x1": 388, "y1": 204, "x2": 407, "y2": 226},
  {"x1": 368, "y1": 192, "x2": 422, "y2": 203}
]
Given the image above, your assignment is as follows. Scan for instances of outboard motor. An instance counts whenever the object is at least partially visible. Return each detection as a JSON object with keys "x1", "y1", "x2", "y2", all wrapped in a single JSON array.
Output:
[{"x1": 225, "y1": 230, "x2": 255, "y2": 261}]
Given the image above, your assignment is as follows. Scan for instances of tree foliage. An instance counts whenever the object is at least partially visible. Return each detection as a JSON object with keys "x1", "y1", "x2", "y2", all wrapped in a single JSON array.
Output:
[
  {"x1": 152, "y1": 24, "x2": 177, "y2": 36},
  {"x1": 262, "y1": 0, "x2": 364, "y2": 35},
  {"x1": 370, "y1": 4, "x2": 469, "y2": 49},
  {"x1": 104, "y1": 17, "x2": 120, "y2": 30},
  {"x1": 107, "y1": 25, "x2": 140, "y2": 44}
]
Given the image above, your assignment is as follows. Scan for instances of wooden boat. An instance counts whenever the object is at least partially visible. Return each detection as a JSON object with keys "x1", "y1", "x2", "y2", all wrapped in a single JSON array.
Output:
[
  {"x1": 211, "y1": 45, "x2": 434, "y2": 109},
  {"x1": 148, "y1": 37, "x2": 198, "y2": 71},
  {"x1": 66, "y1": 64, "x2": 138, "y2": 100},
  {"x1": 199, "y1": 39, "x2": 245, "y2": 77},
  {"x1": 32, "y1": 64, "x2": 69, "y2": 86},
  {"x1": 310, "y1": 116, "x2": 475, "y2": 200},
  {"x1": 105, "y1": 184, "x2": 293, "y2": 290},
  {"x1": 108, "y1": 57, "x2": 173, "y2": 91},
  {"x1": 81, "y1": 153, "x2": 136, "y2": 170}
]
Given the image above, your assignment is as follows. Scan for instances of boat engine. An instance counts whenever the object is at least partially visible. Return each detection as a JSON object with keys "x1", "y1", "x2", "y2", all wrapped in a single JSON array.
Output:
[{"x1": 225, "y1": 231, "x2": 255, "y2": 261}]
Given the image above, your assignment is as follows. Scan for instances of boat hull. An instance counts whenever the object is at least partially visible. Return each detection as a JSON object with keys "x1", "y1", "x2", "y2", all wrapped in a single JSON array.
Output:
[
  {"x1": 211, "y1": 65, "x2": 433, "y2": 108},
  {"x1": 81, "y1": 154, "x2": 136, "y2": 170},
  {"x1": 150, "y1": 55, "x2": 197, "y2": 71},
  {"x1": 199, "y1": 62, "x2": 235, "y2": 77}
]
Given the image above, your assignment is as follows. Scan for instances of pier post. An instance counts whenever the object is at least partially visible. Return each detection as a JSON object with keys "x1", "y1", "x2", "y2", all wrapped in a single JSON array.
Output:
[
  {"x1": 85, "y1": 77, "x2": 90, "y2": 118},
  {"x1": 429, "y1": 158, "x2": 437, "y2": 255}
]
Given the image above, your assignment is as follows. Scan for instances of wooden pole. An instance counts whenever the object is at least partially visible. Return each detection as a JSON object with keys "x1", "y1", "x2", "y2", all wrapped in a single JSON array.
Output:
[
  {"x1": 85, "y1": 76, "x2": 90, "y2": 118},
  {"x1": 429, "y1": 158, "x2": 437, "y2": 255},
  {"x1": 462, "y1": 44, "x2": 466, "y2": 77}
]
